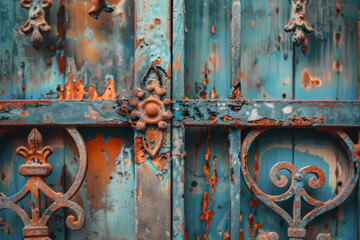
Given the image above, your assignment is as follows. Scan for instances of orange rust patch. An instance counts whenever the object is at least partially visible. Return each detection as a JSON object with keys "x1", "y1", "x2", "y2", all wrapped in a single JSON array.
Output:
[
  {"x1": 85, "y1": 134, "x2": 125, "y2": 214},
  {"x1": 223, "y1": 115, "x2": 233, "y2": 121},
  {"x1": 154, "y1": 57, "x2": 162, "y2": 65},
  {"x1": 277, "y1": 34, "x2": 282, "y2": 51},
  {"x1": 174, "y1": 53, "x2": 180, "y2": 72},
  {"x1": 20, "y1": 111, "x2": 29, "y2": 116},
  {"x1": 302, "y1": 37, "x2": 308, "y2": 56},
  {"x1": 210, "y1": 88, "x2": 216, "y2": 100},
  {"x1": 1, "y1": 89, "x2": 6, "y2": 95},
  {"x1": 248, "y1": 213, "x2": 255, "y2": 239},
  {"x1": 254, "y1": 222, "x2": 263, "y2": 232},
  {"x1": 21, "y1": 83, "x2": 26, "y2": 94},
  {"x1": 208, "y1": 115, "x2": 218, "y2": 123},
  {"x1": 211, "y1": 23, "x2": 216, "y2": 35},
  {"x1": 185, "y1": 231, "x2": 189, "y2": 240},
  {"x1": 57, "y1": 54, "x2": 65, "y2": 74},
  {"x1": 301, "y1": 69, "x2": 322, "y2": 90},
  {"x1": 58, "y1": 74, "x2": 116, "y2": 100},
  {"x1": 200, "y1": 191, "x2": 213, "y2": 231},
  {"x1": 135, "y1": 137, "x2": 147, "y2": 164},
  {"x1": 44, "y1": 114, "x2": 50, "y2": 122},
  {"x1": 195, "y1": 236, "x2": 200, "y2": 240},
  {"x1": 240, "y1": 229, "x2": 244, "y2": 240},
  {"x1": 254, "y1": 146, "x2": 259, "y2": 181},
  {"x1": 222, "y1": 230, "x2": 230, "y2": 240},
  {"x1": 249, "y1": 198, "x2": 258, "y2": 209},
  {"x1": 154, "y1": 18, "x2": 161, "y2": 24},
  {"x1": 336, "y1": 3, "x2": 341, "y2": 17},
  {"x1": 284, "y1": 114, "x2": 324, "y2": 125}
]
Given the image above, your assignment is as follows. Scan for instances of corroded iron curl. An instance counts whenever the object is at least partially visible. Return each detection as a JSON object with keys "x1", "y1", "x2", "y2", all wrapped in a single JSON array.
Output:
[
  {"x1": 0, "y1": 128, "x2": 88, "y2": 240},
  {"x1": 240, "y1": 129, "x2": 359, "y2": 239},
  {"x1": 129, "y1": 62, "x2": 172, "y2": 158},
  {"x1": 284, "y1": 0, "x2": 313, "y2": 46}
]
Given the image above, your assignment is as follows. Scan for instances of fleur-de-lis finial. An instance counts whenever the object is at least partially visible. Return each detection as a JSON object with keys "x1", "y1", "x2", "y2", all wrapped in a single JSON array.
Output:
[
  {"x1": 20, "y1": 0, "x2": 53, "y2": 48},
  {"x1": 0, "y1": 128, "x2": 88, "y2": 239},
  {"x1": 284, "y1": 0, "x2": 313, "y2": 46}
]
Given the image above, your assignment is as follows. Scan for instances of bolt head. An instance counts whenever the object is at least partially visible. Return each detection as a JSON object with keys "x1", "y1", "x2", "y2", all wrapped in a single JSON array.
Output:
[
  {"x1": 136, "y1": 121, "x2": 146, "y2": 132},
  {"x1": 295, "y1": 172, "x2": 303, "y2": 181},
  {"x1": 158, "y1": 121, "x2": 168, "y2": 130}
]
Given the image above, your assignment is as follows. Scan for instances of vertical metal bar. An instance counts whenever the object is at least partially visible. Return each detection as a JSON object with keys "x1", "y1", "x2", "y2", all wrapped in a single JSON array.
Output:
[
  {"x1": 230, "y1": 1, "x2": 241, "y2": 98},
  {"x1": 134, "y1": 0, "x2": 172, "y2": 239},
  {"x1": 230, "y1": 2, "x2": 242, "y2": 239},
  {"x1": 357, "y1": 21, "x2": 360, "y2": 100},
  {"x1": 172, "y1": 0, "x2": 186, "y2": 239},
  {"x1": 229, "y1": 128, "x2": 241, "y2": 240}
]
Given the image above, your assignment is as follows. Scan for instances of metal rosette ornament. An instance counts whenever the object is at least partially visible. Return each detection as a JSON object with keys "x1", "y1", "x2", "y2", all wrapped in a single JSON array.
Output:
[{"x1": 129, "y1": 62, "x2": 172, "y2": 158}]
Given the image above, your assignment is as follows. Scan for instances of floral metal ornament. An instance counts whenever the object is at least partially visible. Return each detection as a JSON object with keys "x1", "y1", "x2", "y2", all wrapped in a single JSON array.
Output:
[
  {"x1": 130, "y1": 62, "x2": 172, "y2": 158},
  {"x1": 284, "y1": 0, "x2": 313, "y2": 46},
  {"x1": 240, "y1": 129, "x2": 359, "y2": 239},
  {"x1": 0, "y1": 128, "x2": 88, "y2": 240},
  {"x1": 20, "y1": 0, "x2": 53, "y2": 49},
  {"x1": 88, "y1": 0, "x2": 115, "y2": 19}
]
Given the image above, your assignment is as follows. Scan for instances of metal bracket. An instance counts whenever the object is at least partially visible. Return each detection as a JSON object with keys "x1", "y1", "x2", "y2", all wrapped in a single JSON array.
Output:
[
  {"x1": 0, "y1": 128, "x2": 88, "y2": 240},
  {"x1": 284, "y1": 0, "x2": 314, "y2": 46},
  {"x1": 240, "y1": 129, "x2": 359, "y2": 239},
  {"x1": 129, "y1": 62, "x2": 172, "y2": 159}
]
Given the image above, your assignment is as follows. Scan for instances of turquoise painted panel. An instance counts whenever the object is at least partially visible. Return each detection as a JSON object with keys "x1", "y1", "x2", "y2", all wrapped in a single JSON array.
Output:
[
  {"x1": 184, "y1": 0, "x2": 232, "y2": 100},
  {"x1": 240, "y1": 0, "x2": 293, "y2": 100},
  {"x1": 185, "y1": 128, "x2": 231, "y2": 239},
  {"x1": 0, "y1": 128, "x2": 65, "y2": 239},
  {"x1": 293, "y1": 0, "x2": 358, "y2": 100},
  {"x1": 65, "y1": 127, "x2": 135, "y2": 240},
  {"x1": 0, "y1": 0, "x2": 64, "y2": 100}
]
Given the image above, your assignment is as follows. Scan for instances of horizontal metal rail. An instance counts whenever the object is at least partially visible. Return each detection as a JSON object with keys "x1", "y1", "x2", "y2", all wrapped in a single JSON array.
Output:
[{"x1": 1, "y1": 99, "x2": 360, "y2": 127}]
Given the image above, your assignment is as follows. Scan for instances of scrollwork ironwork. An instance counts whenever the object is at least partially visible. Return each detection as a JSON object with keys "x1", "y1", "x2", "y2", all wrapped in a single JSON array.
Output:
[
  {"x1": 0, "y1": 128, "x2": 88, "y2": 240},
  {"x1": 240, "y1": 129, "x2": 359, "y2": 239}
]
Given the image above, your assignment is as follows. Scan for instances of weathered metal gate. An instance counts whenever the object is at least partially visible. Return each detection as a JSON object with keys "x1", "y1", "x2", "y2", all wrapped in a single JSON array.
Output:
[{"x1": 0, "y1": 0, "x2": 359, "y2": 239}]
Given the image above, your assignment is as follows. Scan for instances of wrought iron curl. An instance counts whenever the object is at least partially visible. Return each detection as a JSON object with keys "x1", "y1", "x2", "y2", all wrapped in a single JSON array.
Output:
[
  {"x1": 0, "y1": 128, "x2": 88, "y2": 240},
  {"x1": 240, "y1": 129, "x2": 360, "y2": 239}
]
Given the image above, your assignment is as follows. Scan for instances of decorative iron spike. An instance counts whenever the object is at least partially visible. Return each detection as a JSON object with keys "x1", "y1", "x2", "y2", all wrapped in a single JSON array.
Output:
[
  {"x1": 20, "y1": 0, "x2": 53, "y2": 48},
  {"x1": 88, "y1": 0, "x2": 115, "y2": 19},
  {"x1": 0, "y1": 128, "x2": 88, "y2": 240},
  {"x1": 240, "y1": 129, "x2": 359, "y2": 240},
  {"x1": 284, "y1": 0, "x2": 313, "y2": 46},
  {"x1": 129, "y1": 62, "x2": 172, "y2": 159}
]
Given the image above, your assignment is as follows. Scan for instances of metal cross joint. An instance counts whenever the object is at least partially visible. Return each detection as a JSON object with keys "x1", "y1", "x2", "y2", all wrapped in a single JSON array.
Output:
[
  {"x1": 284, "y1": 0, "x2": 314, "y2": 46},
  {"x1": 240, "y1": 129, "x2": 359, "y2": 240},
  {"x1": 129, "y1": 62, "x2": 172, "y2": 159},
  {"x1": 0, "y1": 128, "x2": 88, "y2": 240}
]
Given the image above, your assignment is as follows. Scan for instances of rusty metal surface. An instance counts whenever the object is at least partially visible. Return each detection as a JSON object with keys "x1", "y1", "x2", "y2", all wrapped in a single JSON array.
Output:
[
  {"x1": 284, "y1": 0, "x2": 313, "y2": 46},
  {"x1": 0, "y1": 128, "x2": 87, "y2": 239},
  {"x1": 240, "y1": 129, "x2": 360, "y2": 239},
  {"x1": 173, "y1": 100, "x2": 360, "y2": 127},
  {"x1": 88, "y1": 0, "x2": 115, "y2": 19}
]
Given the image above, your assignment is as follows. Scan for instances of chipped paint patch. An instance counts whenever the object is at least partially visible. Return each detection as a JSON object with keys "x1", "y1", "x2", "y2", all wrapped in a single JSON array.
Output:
[{"x1": 282, "y1": 106, "x2": 292, "y2": 114}]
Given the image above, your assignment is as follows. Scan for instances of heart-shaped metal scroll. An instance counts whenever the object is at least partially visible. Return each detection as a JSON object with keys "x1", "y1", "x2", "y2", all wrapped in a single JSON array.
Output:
[
  {"x1": 240, "y1": 129, "x2": 359, "y2": 239},
  {"x1": 0, "y1": 128, "x2": 88, "y2": 239}
]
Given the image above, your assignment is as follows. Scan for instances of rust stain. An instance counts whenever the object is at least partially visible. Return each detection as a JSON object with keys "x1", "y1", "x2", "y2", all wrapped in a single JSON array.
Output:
[
  {"x1": 335, "y1": 32, "x2": 341, "y2": 48},
  {"x1": 248, "y1": 213, "x2": 255, "y2": 239},
  {"x1": 208, "y1": 115, "x2": 218, "y2": 123},
  {"x1": 57, "y1": 54, "x2": 65, "y2": 74},
  {"x1": 57, "y1": 73, "x2": 116, "y2": 99},
  {"x1": 1, "y1": 89, "x2": 6, "y2": 95},
  {"x1": 284, "y1": 114, "x2": 324, "y2": 125},
  {"x1": 154, "y1": 18, "x2": 161, "y2": 24},
  {"x1": 254, "y1": 146, "x2": 259, "y2": 181},
  {"x1": 240, "y1": 229, "x2": 244, "y2": 240},
  {"x1": 210, "y1": 88, "x2": 216, "y2": 100},
  {"x1": 222, "y1": 230, "x2": 230, "y2": 240},
  {"x1": 302, "y1": 37, "x2": 308, "y2": 56},
  {"x1": 195, "y1": 236, "x2": 200, "y2": 240},
  {"x1": 254, "y1": 222, "x2": 263, "y2": 232},
  {"x1": 174, "y1": 53, "x2": 180, "y2": 72},
  {"x1": 336, "y1": 3, "x2": 341, "y2": 17},
  {"x1": 301, "y1": 69, "x2": 322, "y2": 90},
  {"x1": 211, "y1": 23, "x2": 216, "y2": 35},
  {"x1": 85, "y1": 133, "x2": 125, "y2": 214},
  {"x1": 200, "y1": 191, "x2": 213, "y2": 232},
  {"x1": 249, "y1": 198, "x2": 258, "y2": 209},
  {"x1": 21, "y1": 83, "x2": 26, "y2": 94},
  {"x1": 135, "y1": 137, "x2": 146, "y2": 164},
  {"x1": 185, "y1": 231, "x2": 188, "y2": 240},
  {"x1": 277, "y1": 34, "x2": 282, "y2": 51},
  {"x1": 44, "y1": 114, "x2": 50, "y2": 122}
]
